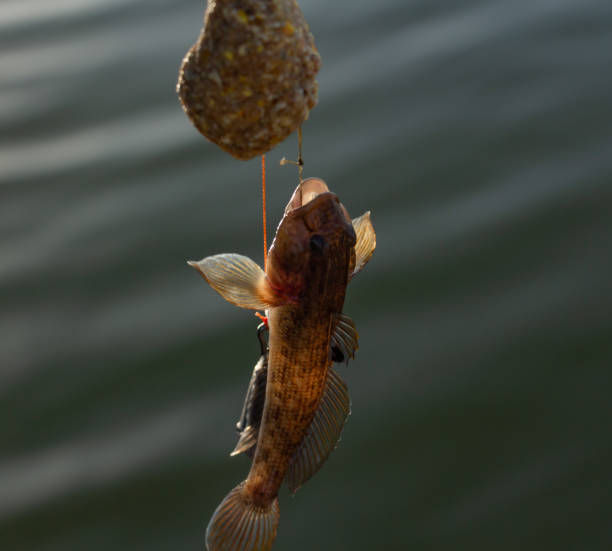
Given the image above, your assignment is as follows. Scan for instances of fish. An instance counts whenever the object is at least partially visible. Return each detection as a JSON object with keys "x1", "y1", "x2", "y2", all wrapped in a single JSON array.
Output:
[{"x1": 188, "y1": 177, "x2": 376, "y2": 551}]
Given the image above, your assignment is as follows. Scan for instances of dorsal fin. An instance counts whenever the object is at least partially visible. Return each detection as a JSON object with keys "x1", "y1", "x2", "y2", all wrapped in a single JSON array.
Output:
[
  {"x1": 351, "y1": 211, "x2": 376, "y2": 278},
  {"x1": 330, "y1": 313, "x2": 359, "y2": 364},
  {"x1": 285, "y1": 367, "x2": 351, "y2": 494}
]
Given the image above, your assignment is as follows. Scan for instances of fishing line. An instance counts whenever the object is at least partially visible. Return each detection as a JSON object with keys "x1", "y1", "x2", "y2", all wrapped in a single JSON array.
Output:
[
  {"x1": 280, "y1": 125, "x2": 304, "y2": 183},
  {"x1": 256, "y1": 154, "x2": 269, "y2": 328},
  {"x1": 261, "y1": 154, "x2": 268, "y2": 271},
  {"x1": 297, "y1": 125, "x2": 304, "y2": 182}
]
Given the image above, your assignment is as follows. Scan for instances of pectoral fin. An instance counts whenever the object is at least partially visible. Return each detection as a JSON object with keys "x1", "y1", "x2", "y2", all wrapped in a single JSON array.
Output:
[
  {"x1": 330, "y1": 313, "x2": 359, "y2": 364},
  {"x1": 188, "y1": 253, "x2": 274, "y2": 310},
  {"x1": 351, "y1": 211, "x2": 376, "y2": 278},
  {"x1": 286, "y1": 367, "x2": 351, "y2": 494}
]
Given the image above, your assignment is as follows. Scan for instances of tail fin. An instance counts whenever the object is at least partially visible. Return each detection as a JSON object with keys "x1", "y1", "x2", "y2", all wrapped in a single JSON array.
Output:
[{"x1": 205, "y1": 482, "x2": 280, "y2": 551}]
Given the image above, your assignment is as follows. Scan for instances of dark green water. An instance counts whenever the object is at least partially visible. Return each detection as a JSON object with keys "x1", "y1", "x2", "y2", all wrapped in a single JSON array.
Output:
[{"x1": 2, "y1": 0, "x2": 612, "y2": 549}]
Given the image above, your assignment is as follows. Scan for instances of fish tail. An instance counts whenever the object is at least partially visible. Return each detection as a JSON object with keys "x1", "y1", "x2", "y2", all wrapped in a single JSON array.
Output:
[{"x1": 205, "y1": 482, "x2": 280, "y2": 551}]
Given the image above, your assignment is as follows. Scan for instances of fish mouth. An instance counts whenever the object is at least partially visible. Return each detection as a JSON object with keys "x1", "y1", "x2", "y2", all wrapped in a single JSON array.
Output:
[
  {"x1": 284, "y1": 177, "x2": 351, "y2": 222},
  {"x1": 282, "y1": 177, "x2": 355, "y2": 240},
  {"x1": 284, "y1": 177, "x2": 331, "y2": 213}
]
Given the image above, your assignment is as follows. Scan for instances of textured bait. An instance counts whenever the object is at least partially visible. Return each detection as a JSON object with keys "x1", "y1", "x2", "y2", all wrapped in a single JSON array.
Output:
[{"x1": 177, "y1": 0, "x2": 320, "y2": 160}]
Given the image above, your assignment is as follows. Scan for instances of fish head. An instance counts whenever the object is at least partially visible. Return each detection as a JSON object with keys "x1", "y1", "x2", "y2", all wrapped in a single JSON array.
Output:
[{"x1": 266, "y1": 178, "x2": 357, "y2": 300}]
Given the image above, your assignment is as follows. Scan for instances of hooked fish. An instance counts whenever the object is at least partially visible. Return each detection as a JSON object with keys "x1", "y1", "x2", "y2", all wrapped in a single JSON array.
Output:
[{"x1": 188, "y1": 177, "x2": 376, "y2": 551}]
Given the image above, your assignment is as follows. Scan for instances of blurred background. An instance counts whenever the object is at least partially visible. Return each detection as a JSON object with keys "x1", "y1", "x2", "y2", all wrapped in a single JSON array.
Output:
[{"x1": 2, "y1": 0, "x2": 611, "y2": 549}]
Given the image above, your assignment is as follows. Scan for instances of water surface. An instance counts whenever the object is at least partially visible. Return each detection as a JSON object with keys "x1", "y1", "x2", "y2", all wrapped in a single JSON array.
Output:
[{"x1": 1, "y1": 0, "x2": 611, "y2": 549}]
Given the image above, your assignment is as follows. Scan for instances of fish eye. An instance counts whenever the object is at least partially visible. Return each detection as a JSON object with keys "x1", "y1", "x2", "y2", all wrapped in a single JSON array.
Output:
[{"x1": 310, "y1": 234, "x2": 326, "y2": 252}]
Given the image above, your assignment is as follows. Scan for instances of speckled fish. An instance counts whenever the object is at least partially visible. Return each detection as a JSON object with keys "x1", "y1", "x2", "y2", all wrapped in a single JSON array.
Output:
[{"x1": 188, "y1": 177, "x2": 375, "y2": 551}]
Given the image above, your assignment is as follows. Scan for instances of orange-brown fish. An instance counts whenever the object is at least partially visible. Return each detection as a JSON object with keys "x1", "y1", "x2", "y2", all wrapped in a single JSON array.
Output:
[{"x1": 188, "y1": 178, "x2": 376, "y2": 551}]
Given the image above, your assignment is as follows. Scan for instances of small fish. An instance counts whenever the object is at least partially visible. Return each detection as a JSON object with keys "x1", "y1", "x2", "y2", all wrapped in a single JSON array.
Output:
[{"x1": 189, "y1": 178, "x2": 376, "y2": 551}]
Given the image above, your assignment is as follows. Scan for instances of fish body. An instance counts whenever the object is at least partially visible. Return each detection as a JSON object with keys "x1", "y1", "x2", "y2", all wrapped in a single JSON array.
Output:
[
  {"x1": 189, "y1": 178, "x2": 375, "y2": 551},
  {"x1": 247, "y1": 184, "x2": 355, "y2": 506}
]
